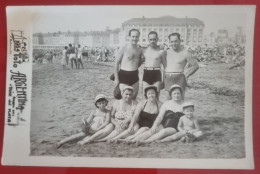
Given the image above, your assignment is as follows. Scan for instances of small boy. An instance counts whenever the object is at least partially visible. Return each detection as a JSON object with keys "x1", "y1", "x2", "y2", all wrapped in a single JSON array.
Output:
[
  {"x1": 55, "y1": 94, "x2": 111, "y2": 148},
  {"x1": 159, "y1": 101, "x2": 203, "y2": 143}
]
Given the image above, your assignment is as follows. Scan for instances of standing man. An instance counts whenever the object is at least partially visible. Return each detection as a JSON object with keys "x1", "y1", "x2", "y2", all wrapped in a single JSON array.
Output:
[
  {"x1": 142, "y1": 31, "x2": 166, "y2": 96},
  {"x1": 164, "y1": 33, "x2": 199, "y2": 99},
  {"x1": 77, "y1": 44, "x2": 84, "y2": 69},
  {"x1": 114, "y1": 28, "x2": 143, "y2": 99},
  {"x1": 68, "y1": 43, "x2": 78, "y2": 69}
]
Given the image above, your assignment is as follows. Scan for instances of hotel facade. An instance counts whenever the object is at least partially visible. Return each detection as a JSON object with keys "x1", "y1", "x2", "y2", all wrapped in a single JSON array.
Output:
[{"x1": 120, "y1": 16, "x2": 205, "y2": 47}]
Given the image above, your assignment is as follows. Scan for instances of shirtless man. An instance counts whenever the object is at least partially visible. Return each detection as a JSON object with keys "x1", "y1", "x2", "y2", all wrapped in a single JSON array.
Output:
[
  {"x1": 142, "y1": 31, "x2": 166, "y2": 96},
  {"x1": 114, "y1": 29, "x2": 142, "y2": 99},
  {"x1": 165, "y1": 33, "x2": 199, "y2": 99}
]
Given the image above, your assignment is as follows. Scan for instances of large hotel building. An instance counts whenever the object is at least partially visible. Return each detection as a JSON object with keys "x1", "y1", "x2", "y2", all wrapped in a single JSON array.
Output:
[
  {"x1": 121, "y1": 16, "x2": 205, "y2": 46},
  {"x1": 33, "y1": 16, "x2": 205, "y2": 49}
]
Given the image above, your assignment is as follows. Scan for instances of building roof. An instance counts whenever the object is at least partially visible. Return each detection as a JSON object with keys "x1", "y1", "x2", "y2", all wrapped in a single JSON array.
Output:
[{"x1": 122, "y1": 16, "x2": 204, "y2": 27}]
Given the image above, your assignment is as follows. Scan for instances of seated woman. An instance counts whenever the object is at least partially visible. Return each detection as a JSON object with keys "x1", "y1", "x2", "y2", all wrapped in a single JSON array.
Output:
[
  {"x1": 132, "y1": 84, "x2": 185, "y2": 143},
  {"x1": 97, "y1": 85, "x2": 138, "y2": 142},
  {"x1": 116, "y1": 85, "x2": 162, "y2": 142}
]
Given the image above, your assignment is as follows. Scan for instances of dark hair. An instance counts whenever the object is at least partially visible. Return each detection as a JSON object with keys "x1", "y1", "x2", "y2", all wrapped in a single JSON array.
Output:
[
  {"x1": 144, "y1": 87, "x2": 158, "y2": 99},
  {"x1": 78, "y1": 44, "x2": 81, "y2": 47},
  {"x1": 168, "y1": 33, "x2": 181, "y2": 41},
  {"x1": 170, "y1": 87, "x2": 182, "y2": 96},
  {"x1": 95, "y1": 98, "x2": 108, "y2": 108},
  {"x1": 64, "y1": 46, "x2": 68, "y2": 49},
  {"x1": 128, "y1": 28, "x2": 140, "y2": 36},
  {"x1": 69, "y1": 43, "x2": 72, "y2": 47},
  {"x1": 148, "y1": 31, "x2": 158, "y2": 38}
]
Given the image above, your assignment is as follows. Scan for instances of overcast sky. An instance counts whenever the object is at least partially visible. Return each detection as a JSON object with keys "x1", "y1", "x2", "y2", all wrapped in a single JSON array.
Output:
[{"x1": 30, "y1": 6, "x2": 249, "y2": 35}]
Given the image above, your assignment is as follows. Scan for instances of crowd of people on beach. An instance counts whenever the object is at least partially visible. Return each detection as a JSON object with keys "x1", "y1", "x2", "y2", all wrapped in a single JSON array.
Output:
[{"x1": 56, "y1": 29, "x2": 205, "y2": 149}]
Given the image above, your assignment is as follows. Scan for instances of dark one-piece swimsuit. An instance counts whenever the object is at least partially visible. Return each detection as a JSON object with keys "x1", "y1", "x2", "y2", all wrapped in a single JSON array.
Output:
[{"x1": 138, "y1": 101, "x2": 159, "y2": 128}]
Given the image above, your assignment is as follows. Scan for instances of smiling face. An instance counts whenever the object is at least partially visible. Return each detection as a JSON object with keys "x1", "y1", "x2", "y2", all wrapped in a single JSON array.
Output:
[
  {"x1": 171, "y1": 88, "x2": 182, "y2": 101},
  {"x1": 183, "y1": 106, "x2": 194, "y2": 118},
  {"x1": 129, "y1": 30, "x2": 140, "y2": 45},
  {"x1": 146, "y1": 88, "x2": 157, "y2": 101},
  {"x1": 169, "y1": 35, "x2": 181, "y2": 50}
]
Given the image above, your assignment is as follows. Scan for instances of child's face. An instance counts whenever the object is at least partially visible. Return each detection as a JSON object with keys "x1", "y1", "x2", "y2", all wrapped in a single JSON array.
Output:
[
  {"x1": 171, "y1": 89, "x2": 182, "y2": 101},
  {"x1": 183, "y1": 106, "x2": 194, "y2": 118},
  {"x1": 96, "y1": 100, "x2": 107, "y2": 109},
  {"x1": 146, "y1": 89, "x2": 156, "y2": 101}
]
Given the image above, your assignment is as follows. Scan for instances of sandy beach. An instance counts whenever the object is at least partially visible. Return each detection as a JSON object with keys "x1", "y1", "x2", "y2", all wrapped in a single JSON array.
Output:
[{"x1": 30, "y1": 57, "x2": 245, "y2": 158}]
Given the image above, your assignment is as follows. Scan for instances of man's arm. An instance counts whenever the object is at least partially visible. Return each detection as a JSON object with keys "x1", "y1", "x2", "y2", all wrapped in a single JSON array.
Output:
[
  {"x1": 114, "y1": 46, "x2": 125, "y2": 85},
  {"x1": 185, "y1": 50, "x2": 199, "y2": 79}
]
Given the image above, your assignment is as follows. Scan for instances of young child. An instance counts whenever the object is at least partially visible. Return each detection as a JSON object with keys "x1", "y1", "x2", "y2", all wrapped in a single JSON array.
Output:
[
  {"x1": 55, "y1": 94, "x2": 110, "y2": 148},
  {"x1": 159, "y1": 101, "x2": 203, "y2": 143}
]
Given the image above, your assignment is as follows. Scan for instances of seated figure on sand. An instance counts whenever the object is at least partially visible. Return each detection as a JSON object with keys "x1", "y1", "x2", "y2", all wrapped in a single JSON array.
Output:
[
  {"x1": 159, "y1": 101, "x2": 203, "y2": 143},
  {"x1": 55, "y1": 94, "x2": 112, "y2": 148},
  {"x1": 129, "y1": 84, "x2": 185, "y2": 144},
  {"x1": 96, "y1": 85, "x2": 139, "y2": 142},
  {"x1": 117, "y1": 85, "x2": 162, "y2": 142}
]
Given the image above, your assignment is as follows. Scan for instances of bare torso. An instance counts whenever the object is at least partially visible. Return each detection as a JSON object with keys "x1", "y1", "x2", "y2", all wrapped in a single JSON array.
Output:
[
  {"x1": 121, "y1": 44, "x2": 142, "y2": 71},
  {"x1": 143, "y1": 47, "x2": 164, "y2": 68},
  {"x1": 165, "y1": 48, "x2": 188, "y2": 73},
  {"x1": 181, "y1": 116, "x2": 196, "y2": 131}
]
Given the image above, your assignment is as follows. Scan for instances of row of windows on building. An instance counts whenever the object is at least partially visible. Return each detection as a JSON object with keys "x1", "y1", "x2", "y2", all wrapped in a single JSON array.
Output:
[
  {"x1": 122, "y1": 24, "x2": 203, "y2": 28},
  {"x1": 123, "y1": 27, "x2": 203, "y2": 33}
]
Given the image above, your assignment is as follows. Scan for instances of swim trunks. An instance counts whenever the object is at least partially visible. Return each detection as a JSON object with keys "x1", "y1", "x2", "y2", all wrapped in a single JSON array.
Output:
[
  {"x1": 164, "y1": 72, "x2": 187, "y2": 92},
  {"x1": 118, "y1": 69, "x2": 139, "y2": 86},
  {"x1": 143, "y1": 67, "x2": 162, "y2": 85},
  {"x1": 161, "y1": 110, "x2": 184, "y2": 131}
]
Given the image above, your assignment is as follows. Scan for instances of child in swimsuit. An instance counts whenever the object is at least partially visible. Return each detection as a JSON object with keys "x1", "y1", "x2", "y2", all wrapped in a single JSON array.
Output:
[
  {"x1": 159, "y1": 101, "x2": 203, "y2": 143},
  {"x1": 55, "y1": 94, "x2": 110, "y2": 148}
]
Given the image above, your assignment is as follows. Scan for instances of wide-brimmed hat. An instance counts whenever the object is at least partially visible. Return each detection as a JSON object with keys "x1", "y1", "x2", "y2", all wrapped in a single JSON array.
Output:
[{"x1": 182, "y1": 101, "x2": 194, "y2": 109}]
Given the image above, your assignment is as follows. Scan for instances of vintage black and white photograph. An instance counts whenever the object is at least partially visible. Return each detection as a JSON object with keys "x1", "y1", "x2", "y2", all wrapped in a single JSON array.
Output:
[{"x1": 2, "y1": 5, "x2": 255, "y2": 168}]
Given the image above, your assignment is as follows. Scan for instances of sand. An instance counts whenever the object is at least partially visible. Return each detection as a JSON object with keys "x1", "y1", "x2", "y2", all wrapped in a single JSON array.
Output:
[{"x1": 30, "y1": 58, "x2": 245, "y2": 158}]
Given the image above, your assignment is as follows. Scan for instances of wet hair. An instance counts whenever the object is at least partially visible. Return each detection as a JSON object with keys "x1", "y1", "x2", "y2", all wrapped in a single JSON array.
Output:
[
  {"x1": 144, "y1": 87, "x2": 158, "y2": 99},
  {"x1": 168, "y1": 33, "x2": 181, "y2": 41},
  {"x1": 128, "y1": 28, "x2": 140, "y2": 37},
  {"x1": 95, "y1": 98, "x2": 108, "y2": 108},
  {"x1": 148, "y1": 31, "x2": 158, "y2": 38},
  {"x1": 170, "y1": 87, "x2": 183, "y2": 96}
]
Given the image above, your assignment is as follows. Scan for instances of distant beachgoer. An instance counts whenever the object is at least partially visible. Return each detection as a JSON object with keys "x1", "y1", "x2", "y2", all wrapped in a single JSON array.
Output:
[
  {"x1": 61, "y1": 46, "x2": 68, "y2": 69},
  {"x1": 68, "y1": 44, "x2": 78, "y2": 69},
  {"x1": 164, "y1": 33, "x2": 199, "y2": 99},
  {"x1": 159, "y1": 101, "x2": 203, "y2": 143},
  {"x1": 97, "y1": 85, "x2": 138, "y2": 142},
  {"x1": 77, "y1": 44, "x2": 84, "y2": 69},
  {"x1": 55, "y1": 94, "x2": 111, "y2": 148},
  {"x1": 114, "y1": 29, "x2": 143, "y2": 99}
]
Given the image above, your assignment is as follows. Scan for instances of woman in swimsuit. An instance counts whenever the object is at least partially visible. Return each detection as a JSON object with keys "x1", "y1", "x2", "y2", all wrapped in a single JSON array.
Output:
[
  {"x1": 115, "y1": 85, "x2": 162, "y2": 142},
  {"x1": 98, "y1": 85, "x2": 138, "y2": 142},
  {"x1": 133, "y1": 84, "x2": 184, "y2": 144}
]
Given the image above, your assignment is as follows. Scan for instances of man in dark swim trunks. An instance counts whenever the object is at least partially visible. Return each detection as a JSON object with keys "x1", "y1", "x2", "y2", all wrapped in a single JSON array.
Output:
[
  {"x1": 114, "y1": 28, "x2": 143, "y2": 99},
  {"x1": 142, "y1": 31, "x2": 166, "y2": 98}
]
